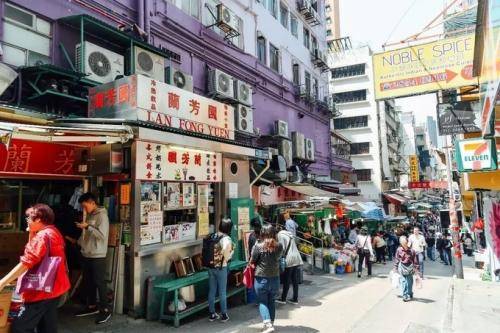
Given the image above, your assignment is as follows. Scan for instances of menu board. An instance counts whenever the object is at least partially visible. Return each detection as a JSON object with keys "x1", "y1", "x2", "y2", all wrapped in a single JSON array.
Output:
[
  {"x1": 140, "y1": 211, "x2": 163, "y2": 245},
  {"x1": 197, "y1": 184, "x2": 210, "y2": 237},
  {"x1": 165, "y1": 182, "x2": 181, "y2": 209},
  {"x1": 182, "y1": 183, "x2": 195, "y2": 207}
]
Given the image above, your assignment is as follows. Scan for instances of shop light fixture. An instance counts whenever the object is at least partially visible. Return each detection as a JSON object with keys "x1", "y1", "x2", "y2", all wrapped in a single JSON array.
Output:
[{"x1": 168, "y1": 145, "x2": 214, "y2": 154}]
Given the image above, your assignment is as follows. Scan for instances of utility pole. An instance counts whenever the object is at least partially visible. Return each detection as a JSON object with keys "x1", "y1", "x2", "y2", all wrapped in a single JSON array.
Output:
[{"x1": 440, "y1": 90, "x2": 464, "y2": 279}]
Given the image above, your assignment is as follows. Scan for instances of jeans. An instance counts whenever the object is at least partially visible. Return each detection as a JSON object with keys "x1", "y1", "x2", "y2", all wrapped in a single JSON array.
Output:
[
  {"x1": 388, "y1": 245, "x2": 397, "y2": 261},
  {"x1": 426, "y1": 246, "x2": 435, "y2": 261},
  {"x1": 208, "y1": 267, "x2": 228, "y2": 314},
  {"x1": 82, "y1": 257, "x2": 108, "y2": 311},
  {"x1": 281, "y1": 266, "x2": 299, "y2": 302},
  {"x1": 11, "y1": 297, "x2": 60, "y2": 333},
  {"x1": 357, "y1": 251, "x2": 372, "y2": 275},
  {"x1": 399, "y1": 274, "x2": 414, "y2": 298},
  {"x1": 254, "y1": 276, "x2": 280, "y2": 322},
  {"x1": 375, "y1": 246, "x2": 386, "y2": 263},
  {"x1": 416, "y1": 252, "x2": 424, "y2": 276},
  {"x1": 444, "y1": 248, "x2": 452, "y2": 265}
]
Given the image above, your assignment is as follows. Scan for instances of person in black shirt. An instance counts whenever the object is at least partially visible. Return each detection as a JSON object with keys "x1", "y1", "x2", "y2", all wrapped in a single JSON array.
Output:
[
  {"x1": 248, "y1": 217, "x2": 262, "y2": 259},
  {"x1": 425, "y1": 233, "x2": 436, "y2": 261}
]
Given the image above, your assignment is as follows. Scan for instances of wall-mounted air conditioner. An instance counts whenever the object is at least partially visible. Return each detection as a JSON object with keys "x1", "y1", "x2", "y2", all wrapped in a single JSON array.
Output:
[
  {"x1": 234, "y1": 80, "x2": 252, "y2": 106},
  {"x1": 274, "y1": 120, "x2": 289, "y2": 139},
  {"x1": 76, "y1": 41, "x2": 124, "y2": 84},
  {"x1": 207, "y1": 68, "x2": 235, "y2": 99},
  {"x1": 304, "y1": 138, "x2": 315, "y2": 162},
  {"x1": 279, "y1": 139, "x2": 293, "y2": 167},
  {"x1": 234, "y1": 104, "x2": 253, "y2": 134},
  {"x1": 216, "y1": 4, "x2": 238, "y2": 33},
  {"x1": 166, "y1": 67, "x2": 194, "y2": 92},
  {"x1": 133, "y1": 46, "x2": 165, "y2": 81},
  {"x1": 292, "y1": 131, "x2": 305, "y2": 160}
]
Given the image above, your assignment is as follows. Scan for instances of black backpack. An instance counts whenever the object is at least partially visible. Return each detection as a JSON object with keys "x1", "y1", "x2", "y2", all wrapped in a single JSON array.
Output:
[{"x1": 202, "y1": 233, "x2": 225, "y2": 268}]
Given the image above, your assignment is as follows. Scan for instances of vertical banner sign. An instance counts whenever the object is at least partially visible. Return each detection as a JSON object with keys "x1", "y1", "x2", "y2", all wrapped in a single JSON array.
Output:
[
  {"x1": 409, "y1": 155, "x2": 420, "y2": 182},
  {"x1": 373, "y1": 34, "x2": 477, "y2": 100}
]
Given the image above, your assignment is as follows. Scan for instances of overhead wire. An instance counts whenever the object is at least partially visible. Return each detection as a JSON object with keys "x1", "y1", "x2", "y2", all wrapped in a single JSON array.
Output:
[{"x1": 382, "y1": 0, "x2": 420, "y2": 50}]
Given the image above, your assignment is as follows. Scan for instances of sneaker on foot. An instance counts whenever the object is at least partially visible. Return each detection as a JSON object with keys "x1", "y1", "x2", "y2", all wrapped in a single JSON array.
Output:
[
  {"x1": 209, "y1": 313, "x2": 220, "y2": 322},
  {"x1": 220, "y1": 313, "x2": 229, "y2": 322},
  {"x1": 95, "y1": 310, "x2": 111, "y2": 324},
  {"x1": 403, "y1": 296, "x2": 410, "y2": 302},
  {"x1": 262, "y1": 322, "x2": 275, "y2": 333},
  {"x1": 275, "y1": 299, "x2": 286, "y2": 305},
  {"x1": 75, "y1": 306, "x2": 99, "y2": 317},
  {"x1": 287, "y1": 299, "x2": 298, "y2": 305}
]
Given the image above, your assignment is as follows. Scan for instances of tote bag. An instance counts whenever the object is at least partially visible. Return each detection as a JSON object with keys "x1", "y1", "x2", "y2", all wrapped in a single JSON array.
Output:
[{"x1": 16, "y1": 235, "x2": 62, "y2": 294}]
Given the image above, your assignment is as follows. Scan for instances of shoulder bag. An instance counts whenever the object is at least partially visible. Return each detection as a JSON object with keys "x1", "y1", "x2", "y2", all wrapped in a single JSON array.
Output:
[{"x1": 279, "y1": 236, "x2": 293, "y2": 273}]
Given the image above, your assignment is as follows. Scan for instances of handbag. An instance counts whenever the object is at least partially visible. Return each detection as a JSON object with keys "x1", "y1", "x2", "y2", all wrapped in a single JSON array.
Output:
[
  {"x1": 398, "y1": 262, "x2": 415, "y2": 276},
  {"x1": 16, "y1": 234, "x2": 62, "y2": 294},
  {"x1": 242, "y1": 264, "x2": 255, "y2": 289},
  {"x1": 357, "y1": 235, "x2": 370, "y2": 256},
  {"x1": 280, "y1": 236, "x2": 293, "y2": 273}
]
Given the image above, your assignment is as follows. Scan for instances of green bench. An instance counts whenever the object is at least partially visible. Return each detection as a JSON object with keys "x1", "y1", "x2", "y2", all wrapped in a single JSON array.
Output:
[{"x1": 154, "y1": 260, "x2": 247, "y2": 327}]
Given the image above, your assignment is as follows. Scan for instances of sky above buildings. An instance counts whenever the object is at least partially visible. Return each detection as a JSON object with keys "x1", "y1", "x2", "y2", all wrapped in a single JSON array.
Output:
[{"x1": 338, "y1": 0, "x2": 449, "y2": 126}]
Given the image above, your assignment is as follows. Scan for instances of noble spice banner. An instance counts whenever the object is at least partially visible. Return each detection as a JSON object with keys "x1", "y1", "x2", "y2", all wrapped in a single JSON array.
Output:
[{"x1": 88, "y1": 74, "x2": 235, "y2": 140}]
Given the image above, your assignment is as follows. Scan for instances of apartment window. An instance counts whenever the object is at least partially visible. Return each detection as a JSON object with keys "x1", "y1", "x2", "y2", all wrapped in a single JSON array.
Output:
[
  {"x1": 290, "y1": 14, "x2": 298, "y2": 38},
  {"x1": 332, "y1": 89, "x2": 367, "y2": 103},
  {"x1": 326, "y1": 17, "x2": 332, "y2": 24},
  {"x1": 311, "y1": 35, "x2": 318, "y2": 52},
  {"x1": 313, "y1": 78, "x2": 319, "y2": 100},
  {"x1": 334, "y1": 116, "x2": 369, "y2": 129},
  {"x1": 325, "y1": 4, "x2": 331, "y2": 12},
  {"x1": 326, "y1": 29, "x2": 332, "y2": 37},
  {"x1": 268, "y1": 0, "x2": 278, "y2": 18},
  {"x1": 181, "y1": 0, "x2": 200, "y2": 19},
  {"x1": 304, "y1": 71, "x2": 311, "y2": 95},
  {"x1": 331, "y1": 64, "x2": 366, "y2": 79},
  {"x1": 355, "y1": 169, "x2": 372, "y2": 181},
  {"x1": 2, "y1": 3, "x2": 52, "y2": 67},
  {"x1": 292, "y1": 63, "x2": 300, "y2": 86},
  {"x1": 279, "y1": 2, "x2": 288, "y2": 29},
  {"x1": 257, "y1": 35, "x2": 266, "y2": 64},
  {"x1": 269, "y1": 44, "x2": 280, "y2": 72},
  {"x1": 303, "y1": 28, "x2": 310, "y2": 49},
  {"x1": 350, "y1": 142, "x2": 370, "y2": 155}
]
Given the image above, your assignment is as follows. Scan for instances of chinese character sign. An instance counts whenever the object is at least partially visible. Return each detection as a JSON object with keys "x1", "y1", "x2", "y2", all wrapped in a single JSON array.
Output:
[
  {"x1": 409, "y1": 155, "x2": 419, "y2": 182},
  {"x1": 0, "y1": 139, "x2": 80, "y2": 176},
  {"x1": 136, "y1": 141, "x2": 222, "y2": 182},
  {"x1": 89, "y1": 74, "x2": 235, "y2": 140}
]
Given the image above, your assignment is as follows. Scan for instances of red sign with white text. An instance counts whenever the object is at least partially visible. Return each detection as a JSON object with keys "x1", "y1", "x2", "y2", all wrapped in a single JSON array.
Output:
[
  {"x1": 88, "y1": 74, "x2": 235, "y2": 140},
  {"x1": 409, "y1": 181, "x2": 447, "y2": 189},
  {"x1": 0, "y1": 139, "x2": 83, "y2": 176}
]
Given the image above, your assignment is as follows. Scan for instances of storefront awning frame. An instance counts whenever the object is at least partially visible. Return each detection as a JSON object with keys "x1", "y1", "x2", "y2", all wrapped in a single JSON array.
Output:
[{"x1": 282, "y1": 183, "x2": 343, "y2": 199}]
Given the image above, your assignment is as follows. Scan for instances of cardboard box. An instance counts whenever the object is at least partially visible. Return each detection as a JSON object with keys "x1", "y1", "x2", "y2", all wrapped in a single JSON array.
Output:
[{"x1": 0, "y1": 290, "x2": 13, "y2": 328}]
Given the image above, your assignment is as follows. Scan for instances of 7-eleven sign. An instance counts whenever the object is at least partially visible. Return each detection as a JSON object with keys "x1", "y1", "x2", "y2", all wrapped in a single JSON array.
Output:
[{"x1": 455, "y1": 138, "x2": 497, "y2": 172}]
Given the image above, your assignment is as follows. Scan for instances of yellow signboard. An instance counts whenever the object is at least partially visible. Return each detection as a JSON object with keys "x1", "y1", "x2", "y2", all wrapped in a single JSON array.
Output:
[
  {"x1": 373, "y1": 34, "x2": 478, "y2": 100},
  {"x1": 409, "y1": 155, "x2": 419, "y2": 182}
]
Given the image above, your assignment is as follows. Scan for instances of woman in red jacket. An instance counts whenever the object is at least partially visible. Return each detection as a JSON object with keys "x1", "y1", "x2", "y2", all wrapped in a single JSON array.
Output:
[{"x1": 0, "y1": 204, "x2": 70, "y2": 333}]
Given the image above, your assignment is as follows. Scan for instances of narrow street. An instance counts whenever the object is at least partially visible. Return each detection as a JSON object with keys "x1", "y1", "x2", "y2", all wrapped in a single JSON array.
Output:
[{"x1": 61, "y1": 257, "x2": 500, "y2": 333}]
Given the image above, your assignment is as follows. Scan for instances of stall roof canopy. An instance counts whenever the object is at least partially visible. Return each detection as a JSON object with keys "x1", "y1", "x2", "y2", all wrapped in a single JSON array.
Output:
[
  {"x1": 383, "y1": 192, "x2": 408, "y2": 205},
  {"x1": 331, "y1": 183, "x2": 361, "y2": 195},
  {"x1": 282, "y1": 184, "x2": 342, "y2": 199}
]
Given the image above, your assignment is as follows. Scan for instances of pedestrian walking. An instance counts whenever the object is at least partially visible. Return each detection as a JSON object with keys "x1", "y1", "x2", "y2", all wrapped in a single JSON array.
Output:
[
  {"x1": 443, "y1": 233, "x2": 453, "y2": 265},
  {"x1": 0, "y1": 204, "x2": 70, "y2": 333},
  {"x1": 207, "y1": 218, "x2": 234, "y2": 322},
  {"x1": 386, "y1": 230, "x2": 398, "y2": 261},
  {"x1": 373, "y1": 232, "x2": 387, "y2": 264},
  {"x1": 283, "y1": 211, "x2": 298, "y2": 237},
  {"x1": 250, "y1": 224, "x2": 284, "y2": 333},
  {"x1": 355, "y1": 227, "x2": 374, "y2": 278},
  {"x1": 74, "y1": 192, "x2": 111, "y2": 324},
  {"x1": 436, "y1": 233, "x2": 445, "y2": 263},
  {"x1": 463, "y1": 233, "x2": 474, "y2": 257},
  {"x1": 276, "y1": 227, "x2": 303, "y2": 305},
  {"x1": 393, "y1": 236, "x2": 420, "y2": 302},
  {"x1": 425, "y1": 232, "x2": 436, "y2": 261},
  {"x1": 348, "y1": 225, "x2": 359, "y2": 244},
  {"x1": 408, "y1": 227, "x2": 427, "y2": 277}
]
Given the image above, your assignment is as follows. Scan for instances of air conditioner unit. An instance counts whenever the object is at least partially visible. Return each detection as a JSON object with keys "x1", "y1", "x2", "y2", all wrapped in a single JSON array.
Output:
[
  {"x1": 292, "y1": 132, "x2": 305, "y2": 160},
  {"x1": 216, "y1": 4, "x2": 238, "y2": 33},
  {"x1": 304, "y1": 138, "x2": 315, "y2": 161},
  {"x1": 208, "y1": 68, "x2": 235, "y2": 99},
  {"x1": 274, "y1": 120, "x2": 289, "y2": 139},
  {"x1": 234, "y1": 80, "x2": 252, "y2": 106},
  {"x1": 133, "y1": 46, "x2": 165, "y2": 81},
  {"x1": 166, "y1": 67, "x2": 194, "y2": 92},
  {"x1": 279, "y1": 139, "x2": 293, "y2": 167},
  {"x1": 234, "y1": 104, "x2": 253, "y2": 134},
  {"x1": 76, "y1": 41, "x2": 124, "y2": 84}
]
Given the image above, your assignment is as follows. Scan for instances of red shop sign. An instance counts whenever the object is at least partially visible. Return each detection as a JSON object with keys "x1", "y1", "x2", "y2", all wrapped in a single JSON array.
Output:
[{"x1": 0, "y1": 139, "x2": 85, "y2": 177}]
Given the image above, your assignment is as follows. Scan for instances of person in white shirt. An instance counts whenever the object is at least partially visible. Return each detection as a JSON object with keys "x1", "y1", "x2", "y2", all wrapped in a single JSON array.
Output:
[
  {"x1": 355, "y1": 227, "x2": 374, "y2": 278},
  {"x1": 348, "y1": 226, "x2": 359, "y2": 244},
  {"x1": 408, "y1": 227, "x2": 427, "y2": 277},
  {"x1": 283, "y1": 211, "x2": 298, "y2": 236}
]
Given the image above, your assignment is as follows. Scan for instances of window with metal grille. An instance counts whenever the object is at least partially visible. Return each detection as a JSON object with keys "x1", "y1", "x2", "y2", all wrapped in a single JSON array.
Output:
[
  {"x1": 331, "y1": 64, "x2": 366, "y2": 79},
  {"x1": 303, "y1": 28, "x2": 310, "y2": 49},
  {"x1": 334, "y1": 116, "x2": 369, "y2": 129},
  {"x1": 290, "y1": 14, "x2": 298, "y2": 38},
  {"x1": 332, "y1": 89, "x2": 367, "y2": 103},
  {"x1": 270, "y1": 44, "x2": 280, "y2": 72},
  {"x1": 257, "y1": 35, "x2": 266, "y2": 64},
  {"x1": 292, "y1": 63, "x2": 300, "y2": 85},
  {"x1": 280, "y1": 2, "x2": 288, "y2": 29},
  {"x1": 354, "y1": 169, "x2": 372, "y2": 181},
  {"x1": 350, "y1": 142, "x2": 370, "y2": 155}
]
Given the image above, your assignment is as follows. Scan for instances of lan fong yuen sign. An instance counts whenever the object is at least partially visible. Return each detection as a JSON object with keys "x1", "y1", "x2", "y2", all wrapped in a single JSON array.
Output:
[
  {"x1": 88, "y1": 74, "x2": 235, "y2": 140},
  {"x1": 373, "y1": 34, "x2": 478, "y2": 100},
  {"x1": 437, "y1": 100, "x2": 481, "y2": 135},
  {"x1": 455, "y1": 138, "x2": 497, "y2": 172}
]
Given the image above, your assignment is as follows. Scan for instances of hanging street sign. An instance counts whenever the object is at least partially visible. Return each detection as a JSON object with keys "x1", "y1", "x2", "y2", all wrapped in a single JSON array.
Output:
[
  {"x1": 409, "y1": 155, "x2": 420, "y2": 182},
  {"x1": 437, "y1": 101, "x2": 482, "y2": 135},
  {"x1": 373, "y1": 34, "x2": 478, "y2": 100},
  {"x1": 455, "y1": 138, "x2": 497, "y2": 172}
]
